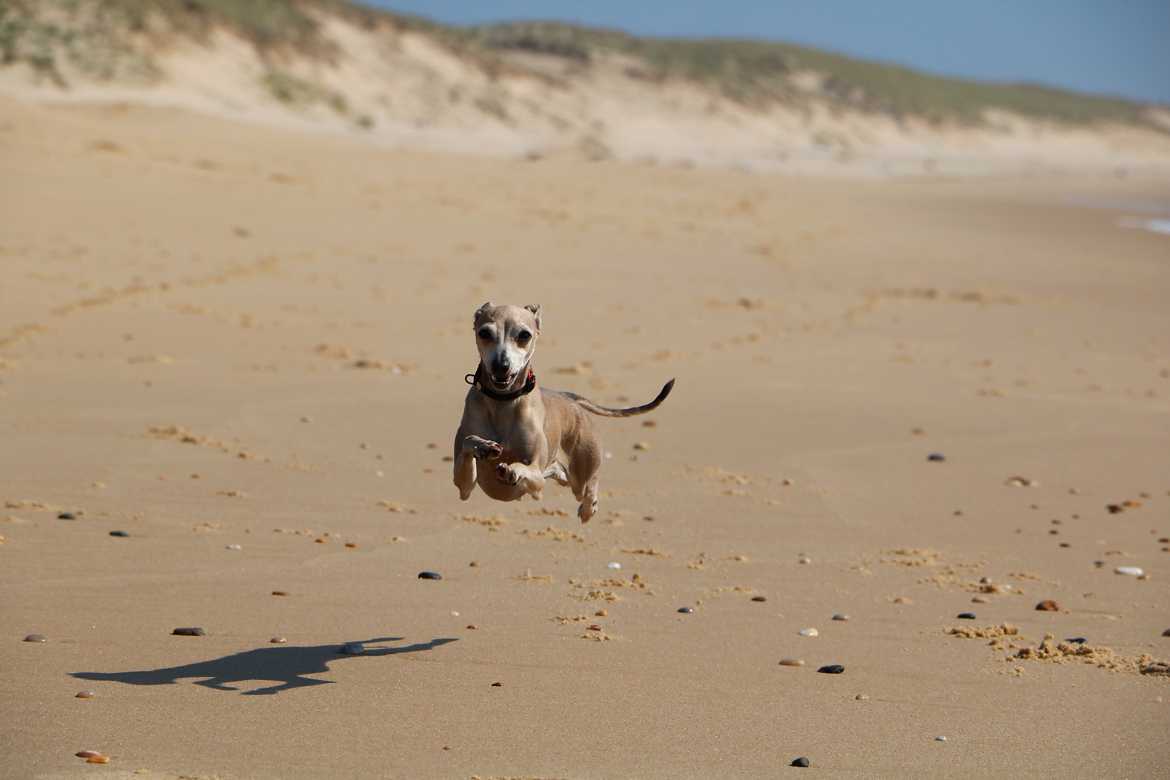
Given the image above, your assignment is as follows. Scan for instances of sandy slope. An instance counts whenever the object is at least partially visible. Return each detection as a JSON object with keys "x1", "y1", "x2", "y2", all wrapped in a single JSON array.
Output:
[{"x1": 1, "y1": 96, "x2": 1169, "y2": 778}]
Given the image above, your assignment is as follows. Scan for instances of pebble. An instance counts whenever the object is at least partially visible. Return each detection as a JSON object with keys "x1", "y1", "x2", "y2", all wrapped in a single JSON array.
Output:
[
  {"x1": 633, "y1": 442, "x2": 651, "y2": 451},
  {"x1": 935, "y1": 736, "x2": 948, "y2": 742},
  {"x1": 270, "y1": 637, "x2": 287, "y2": 644},
  {"x1": 927, "y1": 453, "x2": 946, "y2": 462},
  {"x1": 76, "y1": 750, "x2": 104, "y2": 758},
  {"x1": 971, "y1": 596, "x2": 989, "y2": 604},
  {"x1": 957, "y1": 612, "x2": 977, "y2": 620},
  {"x1": 58, "y1": 512, "x2": 76, "y2": 520},
  {"x1": 76, "y1": 691, "x2": 95, "y2": 699},
  {"x1": 1162, "y1": 628, "x2": 1170, "y2": 637},
  {"x1": 86, "y1": 755, "x2": 110, "y2": 764},
  {"x1": 108, "y1": 530, "x2": 129, "y2": 537},
  {"x1": 418, "y1": 571, "x2": 443, "y2": 580},
  {"x1": 799, "y1": 628, "x2": 819, "y2": 637},
  {"x1": 677, "y1": 607, "x2": 694, "y2": 614},
  {"x1": 751, "y1": 596, "x2": 767, "y2": 602},
  {"x1": 225, "y1": 543, "x2": 242, "y2": 551},
  {"x1": 831, "y1": 613, "x2": 849, "y2": 621},
  {"x1": 595, "y1": 609, "x2": 608, "y2": 617},
  {"x1": 798, "y1": 555, "x2": 812, "y2": 565},
  {"x1": 893, "y1": 596, "x2": 912, "y2": 604},
  {"x1": 271, "y1": 590, "x2": 289, "y2": 596},
  {"x1": 491, "y1": 681, "x2": 503, "y2": 687},
  {"x1": 340, "y1": 642, "x2": 365, "y2": 655},
  {"x1": 1115, "y1": 566, "x2": 1144, "y2": 577},
  {"x1": 345, "y1": 542, "x2": 357, "y2": 549},
  {"x1": 817, "y1": 664, "x2": 845, "y2": 674},
  {"x1": 607, "y1": 561, "x2": 622, "y2": 570},
  {"x1": 172, "y1": 627, "x2": 205, "y2": 636},
  {"x1": 1035, "y1": 600, "x2": 1059, "y2": 612},
  {"x1": 23, "y1": 633, "x2": 47, "y2": 643},
  {"x1": 791, "y1": 757, "x2": 810, "y2": 768},
  {"x1": 1065, "y1": 637, "x2": 1087, "y2": 644},
  {"x1": 778, "y1": 658, "x2": 805, "y2": 667},
  {"x1": 854, "y1": 693, "x2": 869, "y2": 701}
]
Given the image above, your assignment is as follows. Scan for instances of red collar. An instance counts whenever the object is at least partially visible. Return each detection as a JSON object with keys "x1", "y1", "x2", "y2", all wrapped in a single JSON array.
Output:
[{"x1": 465, "y1": 365, "x2": 537, "y2": 401}]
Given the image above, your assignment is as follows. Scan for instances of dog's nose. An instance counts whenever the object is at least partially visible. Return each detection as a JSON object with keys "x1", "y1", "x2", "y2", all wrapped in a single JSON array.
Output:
[{"x1": 491, "y1": 356, "x2": 510, "y2": 374}]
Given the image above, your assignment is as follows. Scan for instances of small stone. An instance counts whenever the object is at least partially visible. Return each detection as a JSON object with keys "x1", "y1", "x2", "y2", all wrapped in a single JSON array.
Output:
[
  {"x1": 76, "y1": 750, "x2": 104, "y2": 758},
  {"x1": 1106, "y1": 504, "x2": 1124, "y2": 514},
  {"x1": 587, "y1": 624, "x2": 602, "y2": 631},
  {"x1": 1005, "y1": 476, "x2": 1036, "y2": 487},
  {"x1": 778, "y1": 658, "x2": 805, "y2": 667},
  {"x1": 791, "y1": 757, "x2": 810, "y2": 767},
  {"x1": 831, "y1": 613, "x2": 849, "y2": 621},
  {"x1": 1035, "y1": 600, "x2": 1059, "y2": 612},
  {"x1": 854, "y1": 693, "x2": 869, "y2": 700},
  {"x1": 957, "y1": 612, "x2": 977, "y2": 620},
  {"x1": 345, "y1": 542, "x2": 357, "y2": 549},
  {"x1": 109, "y1": 530, "x2": 129, "y2": 537},
  {"x1": 971, "y1": 596, "x2": 989, "y2": 604},
  {"x1": 86, "y1": 755, "x2": 110, "y2": 764},
  {"x1": 751, "y1": 596, "x2": 767, "y2": 602},
  {"x1": 927, "y1": 453, "x2": 946, "y2": 462},
  {"x1": 270, "y1": 637, "x2": 287, "y2": 644},
  {"x1": 798, "y1": 555, "x2": 812, "y2": 565},
  {"x1": 490, "y1": 681, "x2": 502, "y2": 687},
  {"x1": 817, "y1": 664, "x2": 845, "y2": 674},
  {"x1": 225, "y1": 543, "x2": 242, "y2": 550},
  {"x1": 418, "y1": 571, "x2": 442, "y2": 580},
  {"x1": 340, "y1": 642, "x2": 365, "y2": 655},
  {"x1": 799, "y1": 628, "x2": 819, "y2": 637},
  {"x1": 935, "y1": 736, "x2": 948, "y2": 742},
  {"x1": 58, "y1": 512, "x2": 76, "y2": 520},
  {"x1": 1162, "y1": 628, "x2": 1170, "y2": 637},
  {"x1": 607, "y1": 561, "x2": 622, "y2": 570},
  {"x1": 893, "y1": 596, "x2": 912, "y2": 604},
  {"x1": 1065, "y1": 637, "x2": 1087, "y2": 644},
  {"x1": 75, "y1": 691, "x2": 95, "y2": 699},
  {"x1": 677, "y1": 607, "x2": 694, "y2": 614},
  {"x1": 633, "y1": 442, "x2": 651, "y2": 451},
  {"x1": 271, "y1": 590, "x2": 289, "y2": 596},
  {"x1": 466, "y1": 624, "x2": 478, "y2": 630},
  {"x1": 594, "y1": 609, "x2": 608, "y2": 617},
  {"x1": 172, "y1": 627, "x2": 205, "y2": 636},
  {"x1": 1115, "y1": 566, "x2": 1144, "y2": 577},
  {"x1": 23, "y1": 633, "x2": 47, "y2": 643}
]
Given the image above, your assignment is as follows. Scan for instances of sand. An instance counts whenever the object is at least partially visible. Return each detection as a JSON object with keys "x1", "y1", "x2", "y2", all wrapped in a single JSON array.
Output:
[{"x1": 1, "y1": 95, "x2": 1169, "y2": 778}]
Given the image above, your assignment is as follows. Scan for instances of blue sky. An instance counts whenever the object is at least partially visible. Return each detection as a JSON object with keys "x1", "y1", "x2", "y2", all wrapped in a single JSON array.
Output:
[{"x1": 365, "y1": 1, "x2": 1169, "y2": 105}]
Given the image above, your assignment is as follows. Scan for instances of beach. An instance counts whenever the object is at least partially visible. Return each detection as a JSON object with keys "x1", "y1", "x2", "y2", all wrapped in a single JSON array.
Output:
[{"x1": 2, "y1": 96, "x2": 1169, "y2": 778}]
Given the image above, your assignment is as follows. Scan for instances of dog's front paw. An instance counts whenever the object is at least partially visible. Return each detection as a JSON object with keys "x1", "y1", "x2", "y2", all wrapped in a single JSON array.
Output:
[
  {"x1": 464, "y1": 435, "x2": 503, "y2": 460},
  {"x1": 495, "y1": 462, "x2": 520, "y2": 485}
]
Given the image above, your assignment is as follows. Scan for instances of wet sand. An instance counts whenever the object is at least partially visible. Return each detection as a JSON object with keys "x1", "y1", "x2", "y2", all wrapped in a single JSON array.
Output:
[{"x1": 1, "y1": 97, "x2": 1169, "y2": 778}]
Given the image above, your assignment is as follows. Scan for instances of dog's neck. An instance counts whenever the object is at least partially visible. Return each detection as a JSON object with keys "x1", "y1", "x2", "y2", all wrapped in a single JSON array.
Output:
[{"x1": 467, "y1": 363, "x2": 537, "y2": 401}]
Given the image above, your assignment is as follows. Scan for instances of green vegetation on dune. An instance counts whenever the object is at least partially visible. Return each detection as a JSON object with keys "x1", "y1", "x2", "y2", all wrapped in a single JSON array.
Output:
[{"x1": 0, "y1": 0, "x2": 1159, "y2": 131}]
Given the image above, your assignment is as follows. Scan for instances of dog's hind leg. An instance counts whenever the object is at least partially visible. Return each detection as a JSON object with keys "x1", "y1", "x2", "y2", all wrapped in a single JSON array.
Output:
[
  {"x1": 542, "y1": 461, "x2": 570, "y2": 487},
  {"x1": 568, "y1": 444, "x2": 602, "y2": 523},
  {"x1": 576, "y1": 475, "x2": 599, "y2": 523}
]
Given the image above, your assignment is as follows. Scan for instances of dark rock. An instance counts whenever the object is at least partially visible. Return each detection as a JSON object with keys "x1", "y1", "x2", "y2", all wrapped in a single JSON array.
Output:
[
  {"x1": 491, "y1": 681, "x2": 502, "y2": 687},
  {"x1": 791, "y1": 757, "x2": 810, "y2": 767},
  {"x1": 831, "y1": 613, "x2": 849, "y2": 621},
  {"x1": 418, "y1": 571, "x2": 442, "y2": 580},
  {"x1": 75, "y1": 691, "x2": 95, "y2": 699},
  {"x1": 677, "y1": 607, "x2": 694, "y2": 614},
  {"x1": 1064, "y1": 637, "x2": 1087, "y2": 644},
  {"x1": 817, "y1": 664, "x2": 845, "y2": 674},
  {"x1": 1035, "y1": 600, "x2": 1059, "y2": 612},
  {"x1": 927, "y1": 453, "x2": 946, "y2": 462},
  {"x1": 957, "y1": 612, "x2": 976, "y2": 620},
  {"x1": 1163, "y1": 628, "x2": 1170, "y2": 637},
  {"x1": 58, "y1": 512, "x2": 76, "y2": 520},
  {"x1": 751, "y1": 596, "x2": 767, "y2": 602},
  {"x1": 171, "y1": 627, "x2": 205, "y2": 636},
  {"x1": 108, "y1": 530, "x2": 129, "y2": 537},
  {"x1": 23, "y1": 634, "x2": 47, "y2": 643}
]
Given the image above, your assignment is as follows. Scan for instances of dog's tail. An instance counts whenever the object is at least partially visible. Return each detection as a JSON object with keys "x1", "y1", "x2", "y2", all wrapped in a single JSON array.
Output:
[{"x1": 562, "y1": 379, "x2": 675, "y2": 418}]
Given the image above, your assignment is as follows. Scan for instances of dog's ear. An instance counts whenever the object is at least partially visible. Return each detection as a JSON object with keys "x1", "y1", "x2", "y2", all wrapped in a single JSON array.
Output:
[
  {"x1": 524, "y1": 303, "x2": 542, "y2": 332},
  {"x1": 473, "y1": 301, "x2": 493, "y2": 327}
]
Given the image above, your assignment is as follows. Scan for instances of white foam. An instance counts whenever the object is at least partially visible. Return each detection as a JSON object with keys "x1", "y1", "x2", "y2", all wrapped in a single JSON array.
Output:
[{"x1": 1119, "y1": 217, "x2": 1170, "y2": 236}]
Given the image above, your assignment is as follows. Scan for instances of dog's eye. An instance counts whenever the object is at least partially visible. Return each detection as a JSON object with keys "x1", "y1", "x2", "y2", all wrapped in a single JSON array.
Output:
[
  {"x1": 516, "y1": 330, "x2": 532, "y2": 345},
  {"x1": 477, "y1": 327, "x2": 494, "y2": 341}
]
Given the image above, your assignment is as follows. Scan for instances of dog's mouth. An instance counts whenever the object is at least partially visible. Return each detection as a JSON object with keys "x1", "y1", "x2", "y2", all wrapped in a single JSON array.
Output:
[{"x1": 487, "y1": 370, "x2": 518, "y2": 389}]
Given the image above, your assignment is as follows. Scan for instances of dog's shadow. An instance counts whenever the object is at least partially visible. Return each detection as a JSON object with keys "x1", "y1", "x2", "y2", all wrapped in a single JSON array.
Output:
[{"x1": 71, "y1": 636, "x2": 457, "y2": 696}]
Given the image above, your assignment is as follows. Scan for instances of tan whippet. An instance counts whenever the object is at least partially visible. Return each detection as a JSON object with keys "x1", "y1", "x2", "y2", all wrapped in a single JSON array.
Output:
[{"x1": 453, "y1": 302, "x2": 674, "y2": 522}]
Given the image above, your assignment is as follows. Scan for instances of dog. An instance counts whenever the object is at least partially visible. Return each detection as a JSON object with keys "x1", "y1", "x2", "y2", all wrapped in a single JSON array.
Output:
[{"x1": 453, "y1": 302, "x2": 674, "y2": 522}]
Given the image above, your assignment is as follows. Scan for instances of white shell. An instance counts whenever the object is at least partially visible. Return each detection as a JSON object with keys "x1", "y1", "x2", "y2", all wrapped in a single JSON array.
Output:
[
  {"x1": 1114, "y1": 566, "x2": 1144, "y2": 577},
  {"x1": 799, "y1": 627, "x2": 819, "y2": 637},
  {"x1": 607, "y1": 561, "x2": 622, "y2": 570}
]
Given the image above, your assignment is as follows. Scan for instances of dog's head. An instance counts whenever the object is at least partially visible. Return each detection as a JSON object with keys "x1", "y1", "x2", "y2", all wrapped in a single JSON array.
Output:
[{"x1": 472, "y1": 302, "x2": 541, "y2": 390}]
